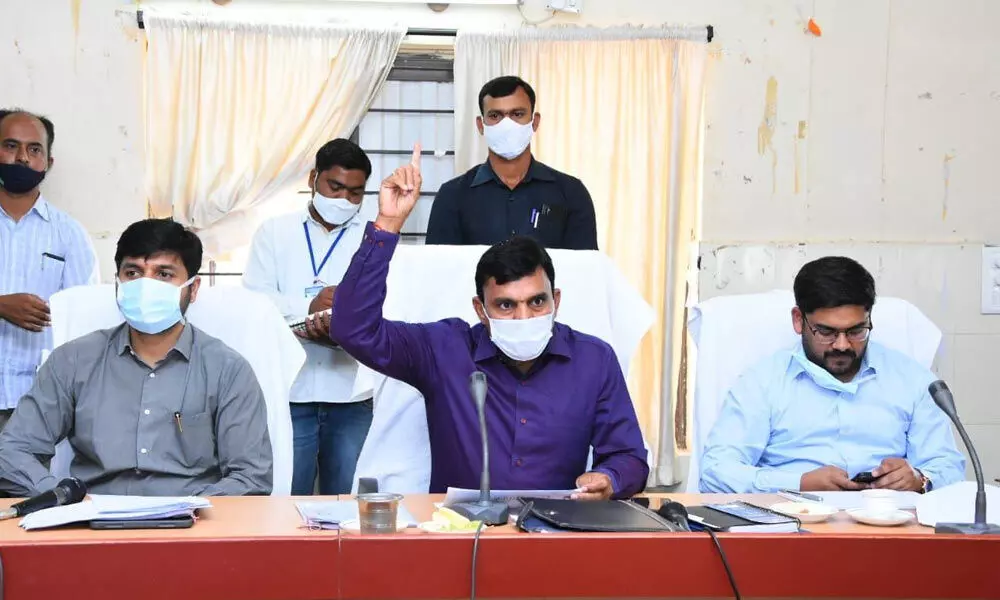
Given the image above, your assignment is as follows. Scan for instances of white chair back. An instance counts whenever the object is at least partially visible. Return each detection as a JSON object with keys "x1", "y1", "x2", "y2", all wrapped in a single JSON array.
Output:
[
  {"x1": 47, "y1": 283, "x2": 302, "y2": 495},
  {"x1": 352, "y1": 244, "x2": 655, "y2": 493},
  {"x1": 685, "y1": 289, "x2": 943, "y2": 492}
]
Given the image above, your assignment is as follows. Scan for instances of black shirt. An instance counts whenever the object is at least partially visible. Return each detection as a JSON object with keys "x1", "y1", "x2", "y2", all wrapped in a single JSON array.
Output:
[{"x1": 425, "y1": 158, "x2": 598, "y2": 250}]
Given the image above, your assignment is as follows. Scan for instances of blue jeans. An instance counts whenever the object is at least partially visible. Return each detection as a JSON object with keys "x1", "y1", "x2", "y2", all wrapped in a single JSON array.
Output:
[{"x1": 290, "y1": 400, "x2": 374, "y2": 495}]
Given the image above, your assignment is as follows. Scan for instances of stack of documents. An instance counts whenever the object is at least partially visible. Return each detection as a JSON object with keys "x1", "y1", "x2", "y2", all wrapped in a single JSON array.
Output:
[
  {"x1": 20, "y1": 495, "x2": 211, "y2": 530},
  {"x1": 295, "y1": 500, "x2": 418, "y2": 530}
]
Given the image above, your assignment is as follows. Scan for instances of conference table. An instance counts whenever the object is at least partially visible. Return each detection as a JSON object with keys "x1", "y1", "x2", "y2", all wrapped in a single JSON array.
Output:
[{"x1": 1, "y1": 493, "x2": 997, "y2": 599}]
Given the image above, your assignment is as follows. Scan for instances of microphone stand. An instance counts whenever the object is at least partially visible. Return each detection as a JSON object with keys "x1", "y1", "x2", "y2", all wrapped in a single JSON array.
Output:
[{"x1": 451, "y1": 372, "x2": 510, "y2": 526}]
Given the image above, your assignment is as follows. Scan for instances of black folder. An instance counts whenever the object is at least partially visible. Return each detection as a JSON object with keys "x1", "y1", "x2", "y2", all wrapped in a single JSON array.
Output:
[{"x1": 516, "y1": 498, "x2": 677, "y2": 533}]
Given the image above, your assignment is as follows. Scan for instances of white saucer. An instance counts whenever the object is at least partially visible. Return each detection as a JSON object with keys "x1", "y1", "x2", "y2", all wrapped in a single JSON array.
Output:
[
  {"x1": 846, "y1": 508, "x2": 914, "y2": 527},
  {"x1": 770, "y1": 502, "x2": 839, "y2": 523},
  {"x1": 338, "y1": 518, "x2": 407, "y2": 533}
]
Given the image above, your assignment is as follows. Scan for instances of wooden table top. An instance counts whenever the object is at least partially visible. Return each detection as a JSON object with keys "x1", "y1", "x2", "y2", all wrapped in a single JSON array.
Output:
[{"x1": 1, "y1": 493, "x2": 997, "y2": 600}]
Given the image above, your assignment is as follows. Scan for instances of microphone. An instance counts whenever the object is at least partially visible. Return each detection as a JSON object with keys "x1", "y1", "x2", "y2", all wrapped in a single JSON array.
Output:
[
  {"x1": 449, "y1": 372, "x2": 509, "y2": 526},
  {"x1": 927, "y1": 380, "x2": 1000, "y2": 534},
  {"x1": 656, "y1": 500, "x2": 691, "y2": 532},
  {"x1": 0, "y1": 477, "x2": 87, "y2": 520}
]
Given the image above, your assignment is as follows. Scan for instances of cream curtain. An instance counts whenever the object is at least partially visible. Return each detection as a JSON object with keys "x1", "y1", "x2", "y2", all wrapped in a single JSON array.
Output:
[
  {"x1": 143, "y1": 10, "x2": 405, "y2": 254},
  {"x1": 455, "y1": 27, "x2": 709, "y2": 486}
]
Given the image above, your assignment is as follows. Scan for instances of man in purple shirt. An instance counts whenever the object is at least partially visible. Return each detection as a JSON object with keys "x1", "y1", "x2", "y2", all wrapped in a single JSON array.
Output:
[{"x1": 325, "y1": 145, "x2": 648, "y2": 499}]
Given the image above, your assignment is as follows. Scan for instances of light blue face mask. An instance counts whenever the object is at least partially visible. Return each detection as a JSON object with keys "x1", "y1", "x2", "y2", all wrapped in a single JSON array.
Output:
[
  {"x1": 116, "y1": 276, "x2": 196, "y2": 335},
  {"x1": 791, "y1": 346, "x2": 870, "y2": 395}
]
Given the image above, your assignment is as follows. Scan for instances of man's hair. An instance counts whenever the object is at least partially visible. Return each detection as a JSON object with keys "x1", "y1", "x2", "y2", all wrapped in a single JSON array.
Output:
[
  {"x1": 0, "y1": 108, "x2": 56, "y2": 155},
  {"x1": 475, "y1": 236, "x2": 555, "y2": 301},
  {"x1": 793, "y1": 256, "x2": 876, "y2": 314},
  {"x1": 115, "y1": 219, "x2": 203, "y2": 279},
  {"x1": 478, "y1": 76, "x2": 536, "y2": 115},
  {"x1": 315, "y1": 138, "x2": 372, "y2": 179}
]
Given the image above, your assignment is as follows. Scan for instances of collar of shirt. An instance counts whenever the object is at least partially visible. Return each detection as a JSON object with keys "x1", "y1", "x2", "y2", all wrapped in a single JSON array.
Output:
[
  {"x1": 470, "y1": 321, "x2": 574, "y2": 363},
  {"x1": 115, "y1": 322, "x2": 195, "y2": 362},
  {"x1": 471, "y1": 156, "x2": 558, "y2": 188},
  {"x1": 787, "y1": 341, "x2": 880, "y2": 395},
  {"x1": 0, "y1": 193, "x2": 50, "y2": 222}
]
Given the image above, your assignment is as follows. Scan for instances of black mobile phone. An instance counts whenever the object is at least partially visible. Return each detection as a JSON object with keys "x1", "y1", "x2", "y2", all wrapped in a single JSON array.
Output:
[
  {"x1": 90, "y1": 514, "x2": 194, "y2": 530},
  {"x1": 851, "y1": 471, "x2": 876, "y2": 484}
]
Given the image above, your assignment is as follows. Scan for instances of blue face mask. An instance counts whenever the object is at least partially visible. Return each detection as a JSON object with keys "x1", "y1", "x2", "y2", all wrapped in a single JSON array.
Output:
[{"x1": 116, "y1": 277, "x2": 196, "y2": 334}]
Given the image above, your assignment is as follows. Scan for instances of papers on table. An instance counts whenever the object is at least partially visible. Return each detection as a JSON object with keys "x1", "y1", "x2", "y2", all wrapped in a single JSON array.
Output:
[
  {"x1": 295, "y1": 500, "x2": 418, "y2": 530},
  {"x1": 808, "y1": 491, "x2": 921, "y2": 511},
  {"x1": 443, "y1": 487, "x2": 579, "y2": 507},
  {"x1": 20, "y1": 495, "x2": 211, "y2": 530}
]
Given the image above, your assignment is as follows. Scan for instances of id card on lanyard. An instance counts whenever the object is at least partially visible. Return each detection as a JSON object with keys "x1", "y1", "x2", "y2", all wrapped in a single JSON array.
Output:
[{"x1": 304, "y1": 222, "x2": 348, "y2": 298}]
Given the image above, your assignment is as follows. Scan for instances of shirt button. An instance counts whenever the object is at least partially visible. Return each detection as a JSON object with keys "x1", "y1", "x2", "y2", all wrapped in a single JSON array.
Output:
[
  {"x1": 149, "y1": 373, "x2": 156, "y2": 379},
  {"x1": 140, "y1": 448, "x2": 148, "y2": 454},
  {"x1": 144, "y1": 409, "x2": 150, "y2": 415},
  {"x1": 515, "y1": 459, "x2": 523, "y2": 467},
  {"x1": 510, "y1": 230, "x2": 516, "y2": 236},
  {"x1": 520, "y1": 418, "x2": 527, "y2": 425}
]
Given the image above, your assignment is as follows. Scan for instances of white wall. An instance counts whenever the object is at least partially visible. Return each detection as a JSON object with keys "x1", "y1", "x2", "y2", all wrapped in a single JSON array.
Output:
[{"x1": 4, "y1": 0, "x2": 998, "y2": 481}]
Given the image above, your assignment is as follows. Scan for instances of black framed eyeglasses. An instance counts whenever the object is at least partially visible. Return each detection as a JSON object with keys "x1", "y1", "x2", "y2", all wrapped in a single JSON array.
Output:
[{"x1": 802, "y1": 315, "x2": 873, "y2": 345}]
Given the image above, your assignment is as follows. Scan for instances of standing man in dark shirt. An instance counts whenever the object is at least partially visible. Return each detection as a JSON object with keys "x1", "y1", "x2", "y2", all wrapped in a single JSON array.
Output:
[{"x1": 426, "y1": 76, "x2": 598, "y2": 250}]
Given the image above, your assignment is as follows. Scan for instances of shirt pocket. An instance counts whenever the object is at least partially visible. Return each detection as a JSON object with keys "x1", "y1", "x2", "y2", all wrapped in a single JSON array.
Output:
[
  {"x1": 535, "y1": 203, "x2": 569, "y2": 242},
  {"x1": 32, "y1": 254, "x2": 65, "y2": 299},
  {"x1": 178, "y1": 412, "x2": 217, "y2": 470}
]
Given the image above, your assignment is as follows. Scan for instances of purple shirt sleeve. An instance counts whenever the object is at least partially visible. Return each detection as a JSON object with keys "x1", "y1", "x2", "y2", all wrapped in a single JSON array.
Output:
[
  {"x1": 329, "y1": 222, "x2": 437, "y2": 390},
  {"x1": 590, "y1": 351, "x2": 650, "y2": 498}
]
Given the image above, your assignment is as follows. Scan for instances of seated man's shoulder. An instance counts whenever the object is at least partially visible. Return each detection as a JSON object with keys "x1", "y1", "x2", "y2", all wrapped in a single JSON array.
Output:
[
  {"x1": 866, "y1": 341, "x2": 935, "y2": 386},
  {"x1": 189, "y1": 326, "x2": 251, "y2": 366},
  {"x1": 558, "y1": 324, "x2": 617, "y2": 360}
]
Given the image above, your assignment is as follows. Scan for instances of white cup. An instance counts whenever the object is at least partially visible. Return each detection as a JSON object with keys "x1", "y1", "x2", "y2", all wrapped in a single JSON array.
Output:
[{"x1": 860, "y1": 489, "x2": 897, "y2": 517}]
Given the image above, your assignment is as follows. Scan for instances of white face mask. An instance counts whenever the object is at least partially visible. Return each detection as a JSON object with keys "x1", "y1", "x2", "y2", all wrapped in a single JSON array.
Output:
[
  {"x1": 483, "y1": 117, "x2": 534, "y2": 160},
  {"x1": 486, "y1": 310, "x2": 555, "y2": 362},
  {"x1": 312, "y1": 191, "x2": 361, "y2": 226}
]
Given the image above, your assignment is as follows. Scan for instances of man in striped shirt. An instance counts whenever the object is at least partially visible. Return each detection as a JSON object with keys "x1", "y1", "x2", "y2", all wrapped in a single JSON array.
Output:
[{"x1": 0, "y1": 109, "x2": 98, "y2": 430}]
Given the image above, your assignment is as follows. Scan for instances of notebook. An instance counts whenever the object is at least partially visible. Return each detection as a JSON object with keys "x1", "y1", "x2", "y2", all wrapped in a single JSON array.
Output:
[{"x1": 686, "y1": 501, "x2": 800, "y2": 533}]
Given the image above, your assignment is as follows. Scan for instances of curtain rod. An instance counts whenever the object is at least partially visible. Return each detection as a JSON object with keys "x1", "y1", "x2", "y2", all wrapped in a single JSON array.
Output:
[
  {"x1": 134, "y1": 10, "x2": 457, "y2": 36},
  {"x1": 134, "y1": 11, "x2": 711, "y2": 41}
]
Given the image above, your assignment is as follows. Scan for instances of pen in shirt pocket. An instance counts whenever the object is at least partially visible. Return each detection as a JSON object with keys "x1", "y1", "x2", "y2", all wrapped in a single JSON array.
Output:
[
  {"x1": 41, "y1": 252, "x2": 65, "y2": 269},
  {"x1": 529, "y1": 209, "x2": 540, "y2": 229},
  {"x1": 174, "y1": 412, "x2": 183, "y2": 433}
]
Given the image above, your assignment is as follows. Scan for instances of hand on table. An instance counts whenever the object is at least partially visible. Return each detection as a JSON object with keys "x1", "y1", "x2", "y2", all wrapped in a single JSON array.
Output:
[
  {"x1": 800, "y1": 466, "x2": 866, "y2": 491},
  {"x1": 871, "y1": 458, "x2": 923, "y2": 491},
  {"x1": 572, "y1": 472, "x2": 614, "y2": 501}
]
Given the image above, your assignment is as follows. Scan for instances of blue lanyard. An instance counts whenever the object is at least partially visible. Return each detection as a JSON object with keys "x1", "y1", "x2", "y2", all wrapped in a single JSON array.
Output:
[{"x1": 304, "y1": 222, "x2": 348, "y2": 280}]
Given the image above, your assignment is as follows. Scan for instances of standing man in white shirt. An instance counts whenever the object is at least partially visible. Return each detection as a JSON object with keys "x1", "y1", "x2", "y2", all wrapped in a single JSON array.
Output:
[
  {"x1": 243, "y1": 138, "x2": 374, "y2": 495},
  {"x1": 0, "y1": 109, "x2": 98, "y2": 431}
]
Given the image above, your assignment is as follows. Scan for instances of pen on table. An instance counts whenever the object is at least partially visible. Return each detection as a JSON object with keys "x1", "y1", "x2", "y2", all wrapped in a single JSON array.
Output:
[
  {"x1": 778, "y1": 489, "x2": 823, "y2": 503},
  {"x1": 174, "y1": 411, "x2": 183, "y2": 433}
]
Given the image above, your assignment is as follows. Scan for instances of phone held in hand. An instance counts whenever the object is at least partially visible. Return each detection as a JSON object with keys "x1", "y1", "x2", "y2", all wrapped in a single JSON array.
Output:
[{"x1": 852, "y1": 471, "x2": 876, "y2": 484}]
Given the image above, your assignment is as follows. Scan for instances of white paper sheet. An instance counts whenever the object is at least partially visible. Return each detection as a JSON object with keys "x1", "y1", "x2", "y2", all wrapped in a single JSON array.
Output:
[
  {"x1": 295, "y1": 500, "x2": 418, "y2": 529},
  {"x1": 20, "y1": 495, "x2": 211, "y2": 530},
  {"x1": 811, "y1": 491, "x2": 921, "y2": 510},
  {"x1": 443, "y1": 488, "x2": 579, "y2": 506}
]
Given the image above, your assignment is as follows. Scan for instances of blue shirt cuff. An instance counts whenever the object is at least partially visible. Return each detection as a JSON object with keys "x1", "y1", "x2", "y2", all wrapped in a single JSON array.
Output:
[{"x1": 754, "y1": 468, "x2": 802, "y2": 492}]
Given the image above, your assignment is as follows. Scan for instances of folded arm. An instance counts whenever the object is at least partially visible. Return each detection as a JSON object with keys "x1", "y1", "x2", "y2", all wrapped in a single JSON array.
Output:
[
  {"x1": 199, "y1": 359, "x2": 273, "y2": 496},
  {"x1": 698, "y1": 372, "x2": 802, "y2": 493},
  {"x1": 589, "y1": 349, "x2": 649, "y2": 498},
  {"x1": 0, "y1": 348, "x2": 76, "y2": 496}
]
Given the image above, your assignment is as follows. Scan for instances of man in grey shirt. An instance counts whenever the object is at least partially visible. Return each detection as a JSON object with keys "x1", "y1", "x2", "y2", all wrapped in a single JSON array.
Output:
[{"x1": 0, "y1": 219, "x2": 273, "y2": 497}]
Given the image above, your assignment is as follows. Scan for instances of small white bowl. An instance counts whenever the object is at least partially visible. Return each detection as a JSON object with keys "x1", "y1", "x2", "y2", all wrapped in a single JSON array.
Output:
[
  {"x1": 846, "y1": 508, "x2": 914, "y2": 527},
  {"x1": 769, "y1": 502, "x2": 839, "y2": 523}
]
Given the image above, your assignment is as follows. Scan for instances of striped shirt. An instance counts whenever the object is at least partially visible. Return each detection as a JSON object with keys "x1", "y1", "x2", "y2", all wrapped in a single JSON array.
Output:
[{"x1": 0, "y1": 195, "x2": 98, "y2": 410}]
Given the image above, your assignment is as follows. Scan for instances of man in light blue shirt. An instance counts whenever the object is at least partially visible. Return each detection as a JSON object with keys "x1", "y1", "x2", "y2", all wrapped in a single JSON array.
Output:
[
  {"x1": 0, "y1": 109, "x2": 97, "y2": 431},
  {"x1": 700, "y1": 257, "x2": 965, "y2": 494}
]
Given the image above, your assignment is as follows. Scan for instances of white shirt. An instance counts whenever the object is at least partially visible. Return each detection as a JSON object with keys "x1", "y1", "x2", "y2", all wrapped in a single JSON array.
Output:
[
  {"x1": 242, "y1": 205, "x2": 371, "y2": 404},
  {"x1": 0, "y1": 195, "x2": 99, "y2": 409}
]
